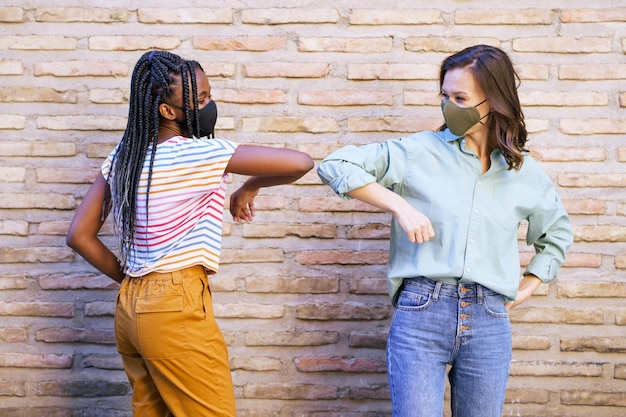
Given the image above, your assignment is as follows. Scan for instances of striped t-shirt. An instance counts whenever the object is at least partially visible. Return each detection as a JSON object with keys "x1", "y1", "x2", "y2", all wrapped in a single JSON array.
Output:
[{"x1": 101, "y1": 136, "x2": 238, "y2": 276}]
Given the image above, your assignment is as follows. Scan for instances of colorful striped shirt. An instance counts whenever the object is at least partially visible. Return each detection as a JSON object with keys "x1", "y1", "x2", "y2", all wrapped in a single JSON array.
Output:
[{"x1": 101, "y1": 136, "x2": 238, "y2": 276}]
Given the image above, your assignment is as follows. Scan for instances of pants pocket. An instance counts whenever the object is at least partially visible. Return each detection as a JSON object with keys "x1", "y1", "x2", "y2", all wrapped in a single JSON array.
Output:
[
  {"x1": 481, "y1": 293, "x2": 509, "y2": 318},
  {"x1": 136, "y1": 294, "x2": 189, "y2": 359}
]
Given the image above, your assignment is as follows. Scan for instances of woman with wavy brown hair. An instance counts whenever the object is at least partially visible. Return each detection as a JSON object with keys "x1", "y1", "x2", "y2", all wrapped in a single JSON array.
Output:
[{"x1": 318, "y1": 45, "x2": 573, "y2": 417}]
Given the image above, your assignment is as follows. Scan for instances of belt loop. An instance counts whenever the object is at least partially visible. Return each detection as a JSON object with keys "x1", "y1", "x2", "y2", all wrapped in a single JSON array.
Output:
[
  {"x1": 432, "y1": 281, "x2": 442, "y2": 301},
  {"x1": 172, "y1": 270, "x2": 183, "y2": 284},
  {"x1": 477, "y1": 284, "x2": 484, "y2": 304}
]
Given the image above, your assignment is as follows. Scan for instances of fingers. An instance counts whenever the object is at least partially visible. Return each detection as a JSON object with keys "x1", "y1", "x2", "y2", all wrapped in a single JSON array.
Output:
[
  {"x1": 407, "y1": 223, "x2": 435, "y2": 244},
  {"x1": 230, "y1": 202, "x2": 255, "y2": 223}
]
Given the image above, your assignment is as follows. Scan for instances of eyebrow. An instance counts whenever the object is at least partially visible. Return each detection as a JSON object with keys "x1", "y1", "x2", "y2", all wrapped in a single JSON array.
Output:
[{"x1": 441, "y1": 88, "x2": 469, "y2": 96}]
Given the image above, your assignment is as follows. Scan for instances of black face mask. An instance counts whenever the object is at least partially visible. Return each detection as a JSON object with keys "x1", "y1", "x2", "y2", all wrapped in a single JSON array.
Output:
[
  {"x1": 192, "y1": 99, "x2": 217, "y2": 138},
  {"x1": 167, "y1": 99, "x2": 218, "y2": 138}
]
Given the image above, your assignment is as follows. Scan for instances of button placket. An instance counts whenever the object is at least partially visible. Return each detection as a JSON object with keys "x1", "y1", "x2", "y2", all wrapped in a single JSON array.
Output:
[
  {"x1": 458, "y1": 285, "x2": 473, "y2": 341},
  {"x1": 463, "y1": 178, "x2": 482, "y2": 280}
]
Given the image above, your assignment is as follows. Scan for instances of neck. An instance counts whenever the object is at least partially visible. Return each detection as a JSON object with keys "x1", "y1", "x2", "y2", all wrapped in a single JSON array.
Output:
[
  {"x1": 465, "y1": 130, "x2": 497, "y2": 174},
  {"x1": 157, "y1": 120, "x2": 185, "y2": 143}
]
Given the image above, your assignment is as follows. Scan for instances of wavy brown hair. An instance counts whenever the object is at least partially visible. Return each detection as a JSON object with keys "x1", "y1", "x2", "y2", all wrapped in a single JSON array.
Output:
[{"x1": 438, "y1": 45, "x2": 528, "y2": 170}]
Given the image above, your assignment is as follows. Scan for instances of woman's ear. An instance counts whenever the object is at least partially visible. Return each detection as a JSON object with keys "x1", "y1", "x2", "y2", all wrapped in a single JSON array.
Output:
[{"x1": 159, "y1": 103, "x2": 177, "y2": 120}]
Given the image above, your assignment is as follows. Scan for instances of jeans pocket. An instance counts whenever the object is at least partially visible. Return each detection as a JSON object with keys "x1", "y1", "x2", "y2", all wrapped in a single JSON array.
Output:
[
  {"x1": 395, "y1": 286, "x2": 432, "y2": 311},
  {"x1": 136, "y1": 294, "x2": 189, "y2": 359},
  {"x1": 481, "y1": 294, "x2": 509, "y2": 318}
]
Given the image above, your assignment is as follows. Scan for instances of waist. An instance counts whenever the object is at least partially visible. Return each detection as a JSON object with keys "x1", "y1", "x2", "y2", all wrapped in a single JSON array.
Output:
[
  {"x1": 403, "y1": 277, "x2": 500, "y2": 298},
  {"x1": 130, "y1": 265, "x2": 207, "y2": 282}
]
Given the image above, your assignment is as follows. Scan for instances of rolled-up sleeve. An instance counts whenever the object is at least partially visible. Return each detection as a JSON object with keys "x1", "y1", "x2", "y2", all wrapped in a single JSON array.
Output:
[
  {"x1": 317, "y1": 146, "x2": 377, "y2": 198},
  {"x1": 317, "y1": 141, "x2": 408, "y2": 199},
  {"x1": 524, "y1": 185, "x2": 573, "y2": 282}
]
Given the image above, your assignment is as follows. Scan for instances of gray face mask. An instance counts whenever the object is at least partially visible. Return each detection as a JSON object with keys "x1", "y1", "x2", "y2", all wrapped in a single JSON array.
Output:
[{"x1": 441, "y1": 99, "x2": 488, "y2": 136}]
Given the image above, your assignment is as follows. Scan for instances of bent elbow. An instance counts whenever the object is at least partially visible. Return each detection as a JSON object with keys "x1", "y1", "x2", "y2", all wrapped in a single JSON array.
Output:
[
  {"x1": 293, "y1": 152, "x2": 314, "y2": 175},
  {"x1": 302, "y1": 154, "x2": 315, "y2": 173},
  {"x1": 66, "y1": 223, "x2": 87, "y2": 251},
  {"x1": 66, "y1": 229, "x2": 78, "y2": 250}
]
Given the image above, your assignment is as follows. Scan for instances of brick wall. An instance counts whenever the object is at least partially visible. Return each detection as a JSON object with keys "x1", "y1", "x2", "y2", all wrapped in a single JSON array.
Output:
[{"x1": 0, "y1": 2, "x2": 625, "y2": 416}]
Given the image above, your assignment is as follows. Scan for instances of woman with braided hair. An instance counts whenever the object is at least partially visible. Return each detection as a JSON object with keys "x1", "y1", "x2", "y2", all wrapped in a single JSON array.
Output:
[{"x1": 67, "y1": 50, "x2": 314, "y2": 416}]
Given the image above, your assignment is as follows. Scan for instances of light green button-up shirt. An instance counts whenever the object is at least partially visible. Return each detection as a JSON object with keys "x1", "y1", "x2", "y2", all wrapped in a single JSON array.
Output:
[{"x1": 317, "y1": 129, "x2": 573, "y2": 305}]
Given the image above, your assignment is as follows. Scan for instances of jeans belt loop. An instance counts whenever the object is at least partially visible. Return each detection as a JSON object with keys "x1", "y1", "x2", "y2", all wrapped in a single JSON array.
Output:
[
  {"x1": 432, "y1": 281, "x2": 442, "y2": 302},
  {"x1": 477, "y1": 284, "x2": 484, "y2": 304}
]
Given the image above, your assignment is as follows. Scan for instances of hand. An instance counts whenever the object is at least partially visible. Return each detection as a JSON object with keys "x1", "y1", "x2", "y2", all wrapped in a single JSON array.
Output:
[
  {"x1": 393, "y1": 200, "x2": 435, "y2": 244},
  {"x1": 345, "y1": 182, "x2": 434, "y2": 244},
  {"x1": 505, "y1": 274, "x2": 543, "y2": 311},
  {"x1": 229, "y1": 183, "x2": 259, "y2": 222}
]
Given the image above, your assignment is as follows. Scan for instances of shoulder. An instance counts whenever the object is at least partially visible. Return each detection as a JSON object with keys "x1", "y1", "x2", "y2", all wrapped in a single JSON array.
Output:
[
  {"x1": 167, "y1": 137, "x2": 238, "y2": 152},
  {"x1": 519, "y1": 153, "x2": 549, "y2": 177},
  {"x1": 515, "y1": 153, "x2": 555, "y2": 189},
  {"x1": 389, "y1": 130, "x2": 450, "y2": 150},
  {"x1": 101, "y1": 143, "x2": 120, "y2": 179},
  {"x1": 157, "y1": 137, "x2": 239, "y2": 161}
]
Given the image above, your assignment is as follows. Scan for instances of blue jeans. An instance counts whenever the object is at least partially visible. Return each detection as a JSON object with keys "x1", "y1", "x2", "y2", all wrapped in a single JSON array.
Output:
[{"x1": 387, "y1": 277, "x2": 512, "y2": 417}]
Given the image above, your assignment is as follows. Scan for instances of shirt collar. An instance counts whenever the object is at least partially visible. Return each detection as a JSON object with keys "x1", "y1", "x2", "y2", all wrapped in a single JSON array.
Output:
[
  {"x1": 443, "y1": 128, "x2": 462, "y2": 142},
  {"x1": 442, "y1": 128, "x2": 509, "y2": 173}
]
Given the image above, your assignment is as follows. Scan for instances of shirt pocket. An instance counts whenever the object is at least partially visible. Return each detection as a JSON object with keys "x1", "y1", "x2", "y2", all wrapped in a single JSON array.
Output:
[{"x1": 487, "y1": 187, "x2": 524, "y2": 231}]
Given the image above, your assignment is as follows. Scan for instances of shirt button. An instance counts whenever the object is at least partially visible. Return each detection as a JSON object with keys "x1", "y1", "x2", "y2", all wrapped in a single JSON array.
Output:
[
  {"x1": 466, "y1": 268, "x2": 471, "y2": 273},
  {"x1": 469, "y1": 239, "x2": 475, "y2": 244},
  {"x1": 473, "y1": 209, "x2": 479, "y2": 214}
]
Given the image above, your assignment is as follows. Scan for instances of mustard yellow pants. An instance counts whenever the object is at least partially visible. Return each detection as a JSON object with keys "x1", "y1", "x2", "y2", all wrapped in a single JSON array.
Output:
[{"x1": 115, "y1": 265, "x2": 236, "y2": 417}]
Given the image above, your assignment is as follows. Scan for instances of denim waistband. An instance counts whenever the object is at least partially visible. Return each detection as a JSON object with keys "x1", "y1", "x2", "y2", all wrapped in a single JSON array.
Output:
[{"x1": 403, "y1": 277, "x2": 501, "y2": 300}]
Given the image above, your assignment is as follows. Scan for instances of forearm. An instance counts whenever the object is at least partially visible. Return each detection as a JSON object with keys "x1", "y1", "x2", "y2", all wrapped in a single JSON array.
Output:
[
  {"x1": 243, "y1": 173, "x2": 307, "y2": 189},
  {"x1": 69, "y1": 237, "x2": 125, "y2": 283},
  {"x1": 346, "y1": 182, "x2": 407, "y2": 215},
  {"x1": 230, "y1": 172, "x2": 309, "y2": 222},
  {"x1": 66, "y1": 173, "x2": 124, "y2": 283},
  {"x1": 347, "y1": 182, "x2": 435, "y2": 243}
]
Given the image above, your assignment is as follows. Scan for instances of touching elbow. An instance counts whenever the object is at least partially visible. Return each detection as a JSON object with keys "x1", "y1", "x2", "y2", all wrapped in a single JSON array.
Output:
[{"x1": 298, "y1": 153, "x2": 315, "y2": 174}]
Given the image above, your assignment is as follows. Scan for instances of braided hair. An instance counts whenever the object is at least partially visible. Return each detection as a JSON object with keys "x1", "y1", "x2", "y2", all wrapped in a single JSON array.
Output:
[{"x1": 109, "y1": 50, "x2": 204, "y2": 268}]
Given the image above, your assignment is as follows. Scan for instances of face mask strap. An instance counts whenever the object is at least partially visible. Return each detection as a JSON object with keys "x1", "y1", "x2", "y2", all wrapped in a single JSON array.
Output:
[
  {"x1": 474, "y1": 98, "x2": 487, "y2": 108},
  {"x1": 475, "y1": 98, "x2": 491, "y2": 125}
]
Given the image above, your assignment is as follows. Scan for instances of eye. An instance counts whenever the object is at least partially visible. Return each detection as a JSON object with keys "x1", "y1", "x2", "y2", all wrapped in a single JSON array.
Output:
[{"x1": 196, "y1": 94, "x2": 209, "y2": 105}]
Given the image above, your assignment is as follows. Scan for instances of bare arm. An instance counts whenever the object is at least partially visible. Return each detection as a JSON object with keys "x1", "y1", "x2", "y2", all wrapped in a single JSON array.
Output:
[
  {"x1": 347, "y1": 182, "x2": 435, "y2": 244},
  {"x1": 66, "y1": 173, "x2": 125, "y2": 283},
  {"x1": 225, "y1": 145, "x2": 314, "y2": 222}
]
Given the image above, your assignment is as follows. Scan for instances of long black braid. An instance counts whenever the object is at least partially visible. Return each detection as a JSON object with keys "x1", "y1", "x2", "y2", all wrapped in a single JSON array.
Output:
[{"x1": 109, "y1": 50, "x2": 204, "y2": 268}]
